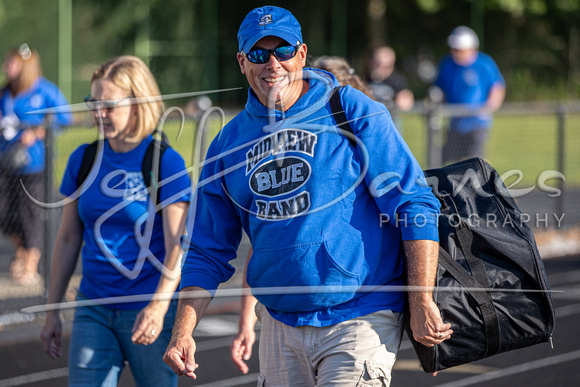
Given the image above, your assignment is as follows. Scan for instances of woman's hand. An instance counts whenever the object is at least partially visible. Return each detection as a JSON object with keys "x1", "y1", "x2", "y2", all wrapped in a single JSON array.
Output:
[
  {"x1": 131, "y1": 301, "x2": 168, "y2": 345},
  {"x1": 40, "y1": 311, "x2": 63, "y2": 359}
]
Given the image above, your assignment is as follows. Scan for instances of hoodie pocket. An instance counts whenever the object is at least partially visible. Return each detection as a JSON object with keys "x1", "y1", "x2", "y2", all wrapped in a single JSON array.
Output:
[{"x1": 247, "y1": 240, "x2": 361, "y2": 312}]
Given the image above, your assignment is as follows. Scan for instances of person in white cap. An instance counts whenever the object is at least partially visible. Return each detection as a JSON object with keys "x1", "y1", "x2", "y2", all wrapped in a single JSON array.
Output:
[
  {"x1": 434, "y1": 26, "x2": 506, "y2": 164},
  {"x1": 164, "y1": 5, "x2": 451, "y2": 385}
]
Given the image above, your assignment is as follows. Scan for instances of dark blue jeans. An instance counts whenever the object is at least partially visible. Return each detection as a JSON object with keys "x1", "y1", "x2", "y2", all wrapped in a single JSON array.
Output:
[{"x1": 68, "y1": 296, "x2": 177, "y2": 387}]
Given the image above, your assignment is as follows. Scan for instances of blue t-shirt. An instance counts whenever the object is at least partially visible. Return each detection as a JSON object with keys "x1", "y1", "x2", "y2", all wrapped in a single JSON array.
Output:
[
  {"x1": 60, "y1": 136, "x2": 191, "y2": 309},
  {"x1": 435, "y1": 52, "x2": 505, "y2": 133},
  {"x1": 0, "y1": 77, "x2": 73, "y2": 174},
  {"x1": 180, "y1": 69, "x2": 440, "y2": 327}
]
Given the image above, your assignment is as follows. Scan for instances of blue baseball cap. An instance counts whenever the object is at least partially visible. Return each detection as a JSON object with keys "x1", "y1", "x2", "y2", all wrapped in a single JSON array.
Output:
[{"x1": 238, "y1": 6, "x2": 303, "y2": 53}]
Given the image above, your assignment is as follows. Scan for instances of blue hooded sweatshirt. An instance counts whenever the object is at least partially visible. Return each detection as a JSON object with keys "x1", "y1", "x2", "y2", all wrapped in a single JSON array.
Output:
[{"x1": 181, "y1": 69, "x2": 440, "y2": 327}]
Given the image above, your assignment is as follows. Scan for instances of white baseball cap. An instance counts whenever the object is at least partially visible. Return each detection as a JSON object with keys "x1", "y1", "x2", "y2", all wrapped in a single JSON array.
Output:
[{"x1": 447, "y1": 26, "x2": 479, "y2": 50}]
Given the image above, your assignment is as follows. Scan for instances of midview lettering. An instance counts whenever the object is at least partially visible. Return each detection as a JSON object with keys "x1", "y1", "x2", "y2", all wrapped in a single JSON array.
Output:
[{"x1": 246, "y1": 129, "x2": 318, "y2": 174}]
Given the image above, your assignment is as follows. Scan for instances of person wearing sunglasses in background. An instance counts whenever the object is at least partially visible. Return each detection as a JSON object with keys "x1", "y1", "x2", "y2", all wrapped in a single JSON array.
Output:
[
  {"x1": 165, "y1": 6, "x2": 450, "y2": 386},
  {"x1": 0, "y1": 44, "x2": 73, "y2": 286},
  {"x1": 41, "y1": 56, "x2": 191, "y2": 387}
]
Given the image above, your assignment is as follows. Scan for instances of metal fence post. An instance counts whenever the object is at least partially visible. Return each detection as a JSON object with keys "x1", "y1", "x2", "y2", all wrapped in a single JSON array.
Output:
[
  {"x1": 44, "y1": 125, "x2": 57, "y2": 298},
  {"x1": 426, "y1": 104, "x2": 443, "y2": 169},
  {"x1": 556, "y1": 105, "x2": 567, "y2": 220}
]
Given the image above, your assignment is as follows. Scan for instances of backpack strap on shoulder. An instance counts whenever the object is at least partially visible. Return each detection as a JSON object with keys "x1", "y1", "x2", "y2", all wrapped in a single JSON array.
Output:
[
  {"x1": 329, "y1": 86, "x2": 356, "y2": 147},
  {"x1": 77, "y1": 134, "x2": 169, "y2": 210},
  {"x1": 77, "y1": 141, "x2": 99, "y2": 188},
  {"x1": 142, "y1": 133, "x2": 169, "y2": 209}
]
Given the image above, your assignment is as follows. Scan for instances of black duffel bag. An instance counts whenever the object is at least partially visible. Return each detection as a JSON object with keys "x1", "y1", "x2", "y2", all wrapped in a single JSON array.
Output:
[{"x1": 406, "y1": 157, "x2": 556, "y2": 373}]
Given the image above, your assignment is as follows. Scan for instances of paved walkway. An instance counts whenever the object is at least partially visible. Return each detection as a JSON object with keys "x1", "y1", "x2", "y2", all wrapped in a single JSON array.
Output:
[{"x1": 1, "y1": 211, "x2": 579, "y2": 345}]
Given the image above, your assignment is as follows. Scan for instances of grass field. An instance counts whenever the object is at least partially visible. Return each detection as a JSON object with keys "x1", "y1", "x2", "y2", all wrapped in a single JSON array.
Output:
[
  {"x1": 400, "y1": 113, "x2": 579, "y2": 187},
  {"x1": 52, "y1": 111, "x2": 579, "y2": 190}
]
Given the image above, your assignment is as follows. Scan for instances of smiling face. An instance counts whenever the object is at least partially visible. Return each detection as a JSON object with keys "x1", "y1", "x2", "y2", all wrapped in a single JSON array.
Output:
[
  {"x1": 237, "y1": 36, "x2": 308, "y2": 111},
  {"x1": 90, "y1": 79, "x2": 137, "y2": 144}
]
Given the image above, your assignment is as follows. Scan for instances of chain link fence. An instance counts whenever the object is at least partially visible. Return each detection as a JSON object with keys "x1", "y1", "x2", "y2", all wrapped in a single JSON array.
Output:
[
  {"x1": 415, "y1": 100, "x2": 580, "y2": 231},
  {"x1": 1, "y1": 100, "x2": 578, "y2": 304}
]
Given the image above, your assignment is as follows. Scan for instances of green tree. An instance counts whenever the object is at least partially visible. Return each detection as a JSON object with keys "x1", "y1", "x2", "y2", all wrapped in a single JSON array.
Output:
[{"x1": 1, "y1": 0, "x2": 578, "y2": 104}]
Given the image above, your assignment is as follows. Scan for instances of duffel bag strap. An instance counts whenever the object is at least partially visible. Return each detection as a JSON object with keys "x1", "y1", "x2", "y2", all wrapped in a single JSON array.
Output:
[
  {"x1": 456, "y1": 222, "x2": 491, "y2": 293},
  {"x1": 438, "y1": 247, "x2": 501, "y2": 357},
  {"x1": 441, "y1": 194, "x2": 494, "y2": 293}
]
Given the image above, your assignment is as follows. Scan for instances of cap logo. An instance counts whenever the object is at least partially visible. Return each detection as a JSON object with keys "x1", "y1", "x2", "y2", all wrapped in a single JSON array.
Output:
[{"x1": 259, "y1": 14, "x2": 273, "y2": 26}]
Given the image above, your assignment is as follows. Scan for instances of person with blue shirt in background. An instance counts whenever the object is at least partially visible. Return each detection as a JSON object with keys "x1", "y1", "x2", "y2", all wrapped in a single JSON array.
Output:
[
  {"x1": 164, "y1": 6, "x2": 451, "y2": 386},
  {"x1": 40, "y1": 56, "x2": 191, "y2": 387},
  {"x1": 434, "y1": 26, "x2": 506, "y2": 164},
  {"x1": 0, "y1": 44, "x2": 73, "y2": 286}
]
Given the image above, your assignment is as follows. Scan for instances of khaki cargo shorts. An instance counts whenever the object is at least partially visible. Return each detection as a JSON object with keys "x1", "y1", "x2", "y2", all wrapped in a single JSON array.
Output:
[{"x1": 255, "y1": 303, "x2": 405, "y2": 386}]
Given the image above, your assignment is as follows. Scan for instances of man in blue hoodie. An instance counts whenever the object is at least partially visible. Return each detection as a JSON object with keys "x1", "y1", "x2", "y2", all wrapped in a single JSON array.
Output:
[{"x1": 164, "y1": 6, "x2": 452, "y2": 385}]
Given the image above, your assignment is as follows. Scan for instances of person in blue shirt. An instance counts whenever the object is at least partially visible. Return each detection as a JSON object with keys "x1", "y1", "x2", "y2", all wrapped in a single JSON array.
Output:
[
  {"x1": 0, "y1": 44, "x2": 73, "y2": 286},
  {"x1": 164, "y1": 6, "x2": 451, "y2": 385},
  {"x1": 434, "y1": 26, "x2": 506, "y2": 164},
  {"x1": 40, "y1": 56, "x2": 191, "y2": 387}
]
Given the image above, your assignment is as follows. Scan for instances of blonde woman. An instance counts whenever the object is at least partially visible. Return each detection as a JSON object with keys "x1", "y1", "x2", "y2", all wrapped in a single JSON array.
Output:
[
  {"x1": 0, "y1": 44, "x2": 72, "y2": 285},
  {"x1": 41, "y1": 56, "x2": 190, "y2": 387}
]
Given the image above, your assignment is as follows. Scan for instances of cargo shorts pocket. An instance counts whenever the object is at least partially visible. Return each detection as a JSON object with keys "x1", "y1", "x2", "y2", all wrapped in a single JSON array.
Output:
[
  {"x1": 255, "y1": 302, "x2": 263, "y2": 322},
  {"x1": 357, "y1": 360, "x2": 392, "y2": 387}
]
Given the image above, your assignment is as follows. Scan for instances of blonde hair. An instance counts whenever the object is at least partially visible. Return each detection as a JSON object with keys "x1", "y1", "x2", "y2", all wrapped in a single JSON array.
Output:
[
  {"x1": 6, "y1": 45, "x2": 42, "y2": 96},
  {"x1": 312, "y1": 56, "x2": 373, "y2": 98},
  {"x1": 91, "y1": 55, "x2": 164, "y2": 142}
]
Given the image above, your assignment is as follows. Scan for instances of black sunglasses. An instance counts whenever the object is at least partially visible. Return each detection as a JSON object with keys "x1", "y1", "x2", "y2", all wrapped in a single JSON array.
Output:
[
  {"x1": 84, "y1": 95, "x2": 132, "y2": 110},
  {"x1": 244, "y1": 44, "x2": 301, "y2": 64}
]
